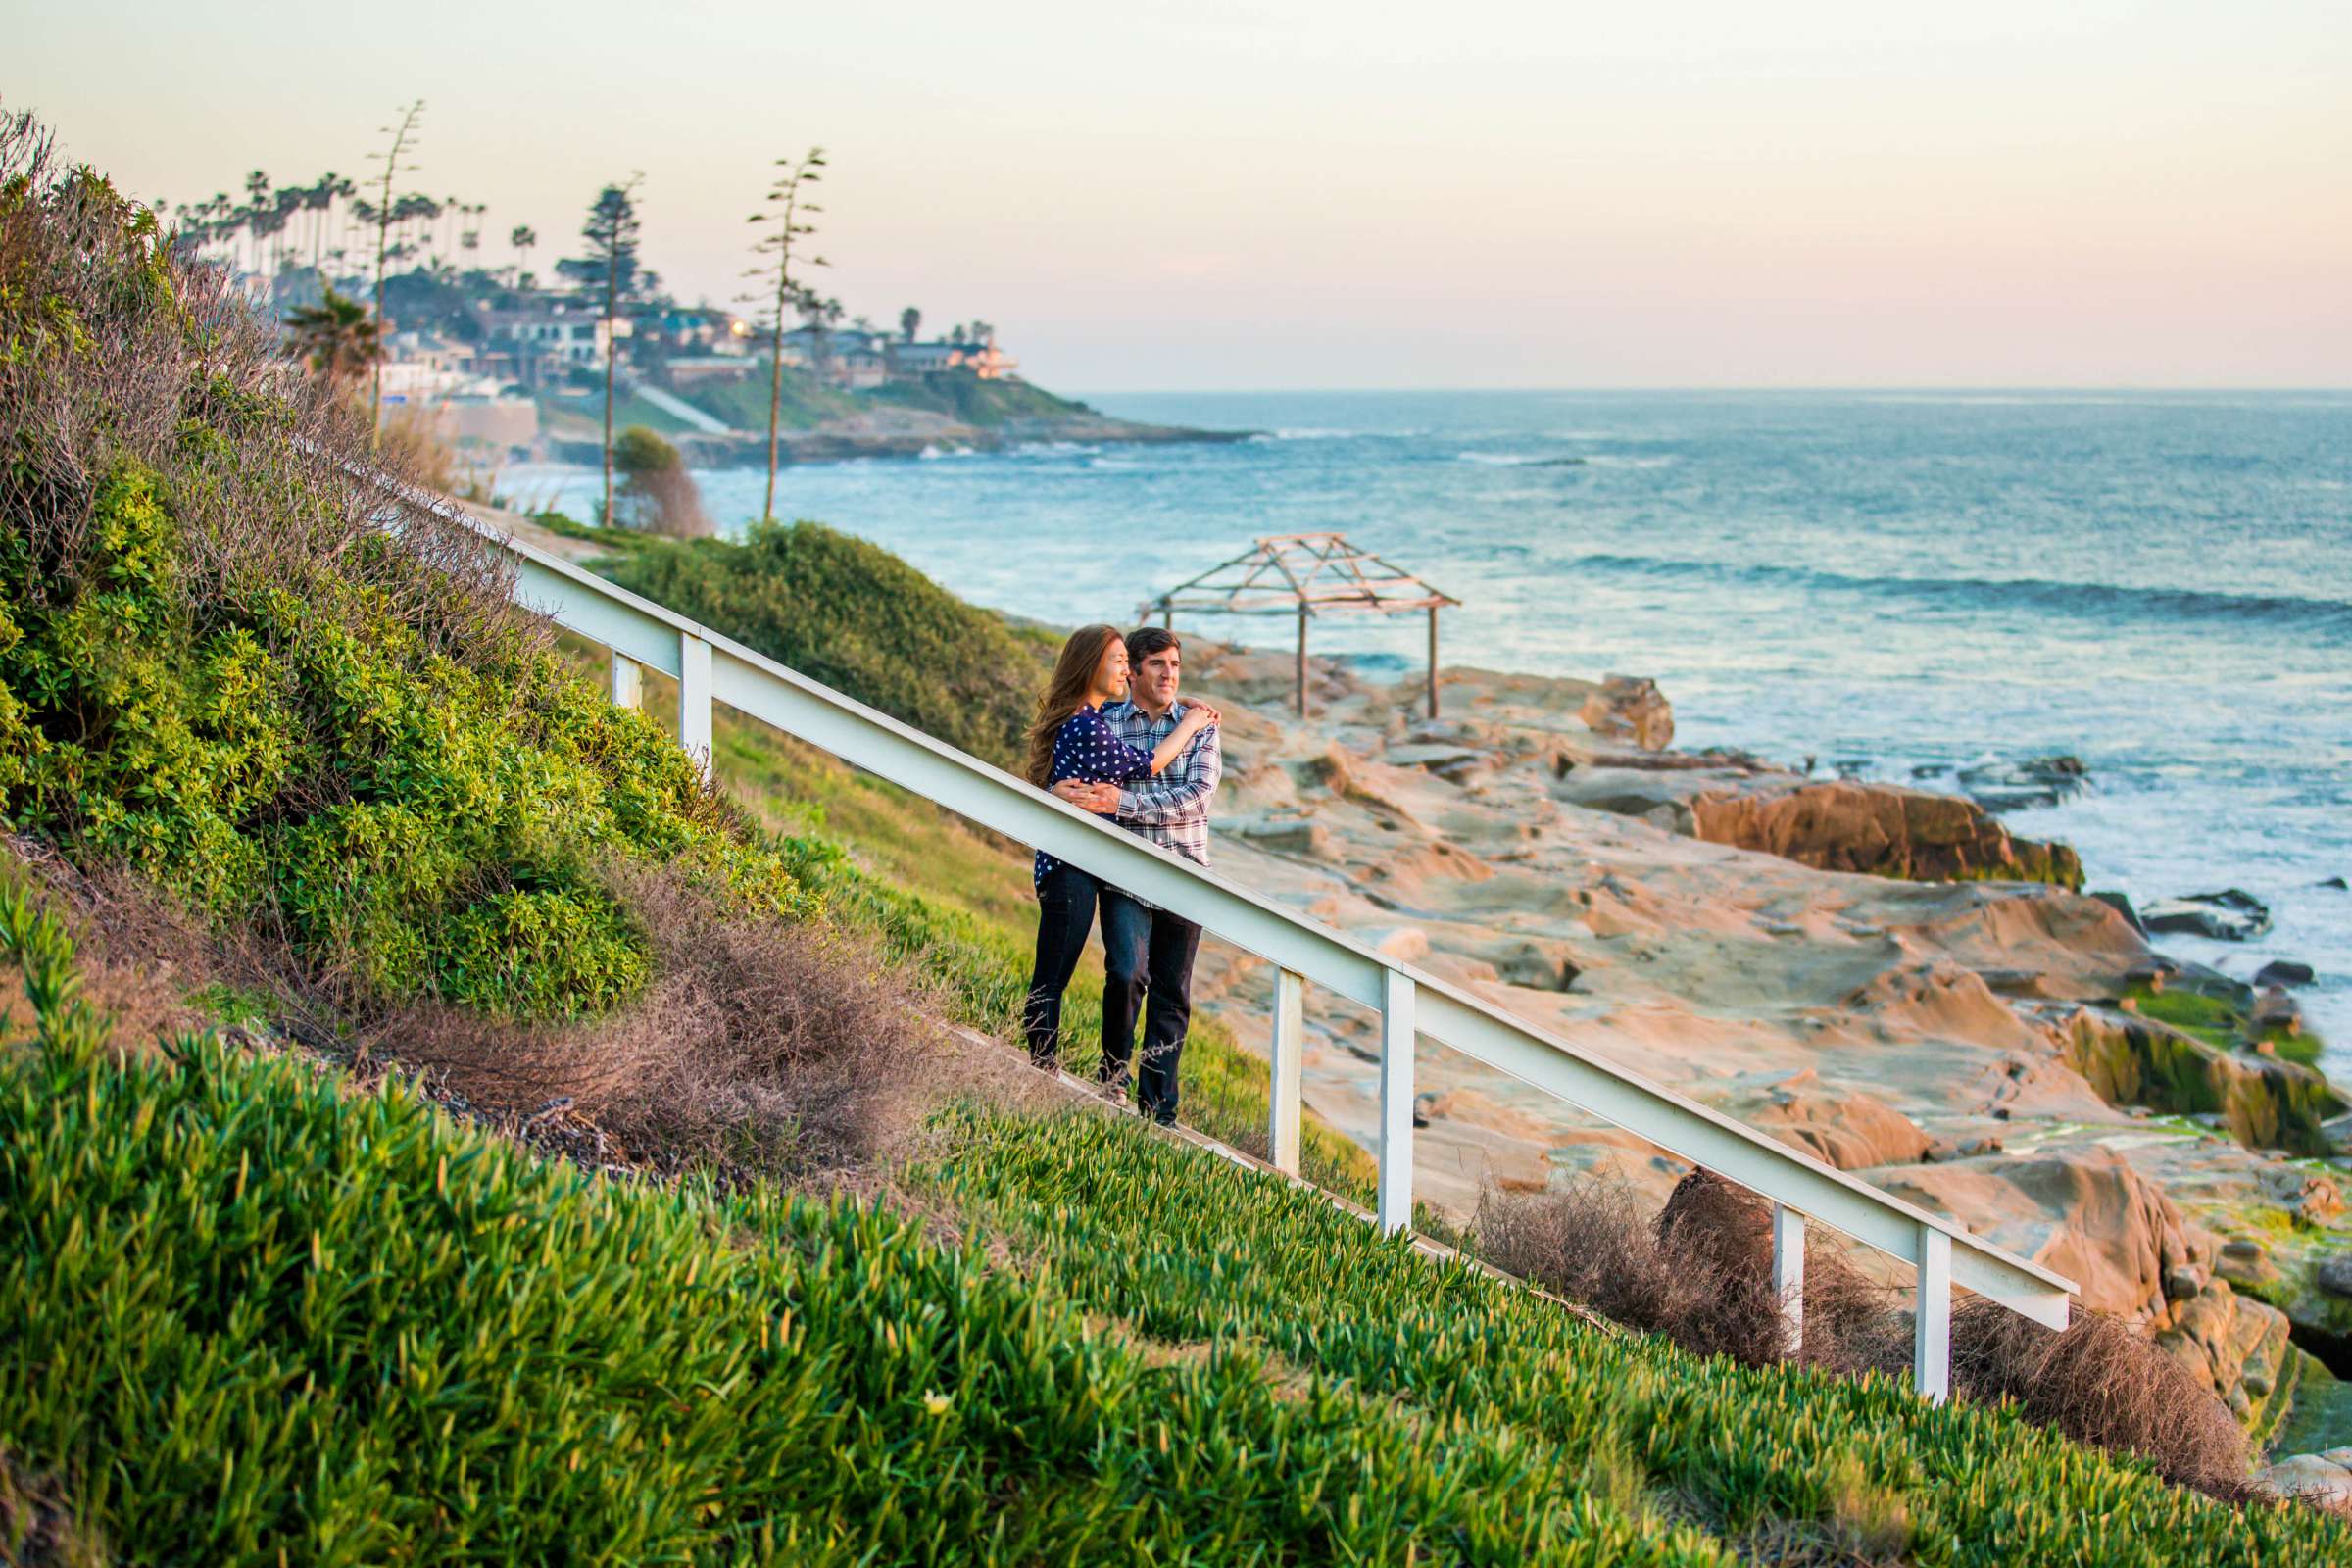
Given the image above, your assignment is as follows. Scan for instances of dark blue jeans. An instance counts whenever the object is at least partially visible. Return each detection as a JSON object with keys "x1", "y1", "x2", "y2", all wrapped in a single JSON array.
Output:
[
  {"x1": 1024, "y1": 861, "x2": 1104, "y2": 1069},
  {"x1": 1098, "y1": 888, "x2": 1202, "y2": 1123}
]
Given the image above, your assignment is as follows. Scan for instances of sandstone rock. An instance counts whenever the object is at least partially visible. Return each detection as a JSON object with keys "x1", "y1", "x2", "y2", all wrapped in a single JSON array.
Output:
[
  {"x1": 2253, "y1": 988, "x2": 2304, "y2": 1037},
  {"x1": 2255, "y1": 1453, "x2": 2352, "y2": 1512},
  {"x1": 1578, "y1": 675, "x2": 1673, "y2": 752},
  {"x1": 2317, "y1": 1254, "x2": 2352, "y2": 1299},
  {"x1": 2155, "y1": 1276, "x2": 2294, "y2": 1427},
  {"x1": 2090, "y1": 890, "x2": 2146, "y2": 935},
  {"x1": 1362, "y1": 926, "x2": 1432, "y2": 963},
  {"x1": 2217, "y1": 1239, "x2": 2280, "y2": 1289},
  {"x1": 1732, "y1": 1071, "x2": 1934, "y2": 1171},
  {"x1": 1476, "y1": 939, "x2": 1581, "y2": 993},
  {"x1": 2058, "y1": 1006, "x2": 2343, "y2": 1156},
  {"x1": 1240, "y1": 816, "x2": 1332, "y2": 857},
  {"x1": 2164, "y1": 1263, "x2": 2208, "y2": 1301},
  {"x1": 2142, "y1": 889, "x2": 2273, "y2": 942},
  {"x1": 1384, "y1": 743, "x2": 1484, "y2": 782},
  {"x1": 1681, "y1": 779, "x2": 2084, "y2": 889},
  {"x1": 1876, "y1": 1146, "x2": 2190, "y2": 1319}
]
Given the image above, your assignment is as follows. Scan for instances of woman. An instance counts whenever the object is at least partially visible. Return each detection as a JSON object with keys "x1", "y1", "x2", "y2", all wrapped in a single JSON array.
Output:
[{"x1": 1022, "y1": 624, "x2": 1218, "y2": 1072}]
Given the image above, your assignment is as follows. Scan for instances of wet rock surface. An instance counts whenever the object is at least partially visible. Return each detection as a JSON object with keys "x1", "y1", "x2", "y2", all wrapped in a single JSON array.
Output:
[
  {"x1": 2143, "y1": 888, "x2": 2276, "y2": 942},
  {"x1": 1956, "y1": 754, "x2": 2092, "y2": 813}
]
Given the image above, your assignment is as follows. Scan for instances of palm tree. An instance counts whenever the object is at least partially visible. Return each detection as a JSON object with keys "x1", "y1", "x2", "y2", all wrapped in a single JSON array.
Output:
[
  {"x1": 510, "y1": 224, "x2": 537, "y2": 289},
  {"x1": 285, "y1": 287, "x2": 382, "y2": 388},
  {"x1": 900, "y1": 306, "x2": 921, "y2": 342}
]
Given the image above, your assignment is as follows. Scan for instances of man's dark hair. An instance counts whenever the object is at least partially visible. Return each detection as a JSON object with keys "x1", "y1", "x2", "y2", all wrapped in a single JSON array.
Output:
[{"x1": 1127, "y1": 625, "x2": 1181, "y2": 663}]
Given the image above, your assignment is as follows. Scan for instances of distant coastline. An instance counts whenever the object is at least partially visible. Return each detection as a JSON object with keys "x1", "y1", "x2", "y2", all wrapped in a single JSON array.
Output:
[{"x1": 544, "y1": 406, "x2": 1252, "y2": 467}]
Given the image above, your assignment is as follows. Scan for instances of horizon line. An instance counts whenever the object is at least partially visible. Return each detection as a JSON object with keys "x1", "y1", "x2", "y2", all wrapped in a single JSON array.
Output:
[{"x1": 1070, "y1": 384, "x2": 2352, "y2": 398}]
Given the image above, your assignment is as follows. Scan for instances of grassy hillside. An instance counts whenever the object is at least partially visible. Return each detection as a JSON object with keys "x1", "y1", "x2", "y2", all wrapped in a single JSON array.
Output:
[
  {"x1": 669, "y1": 365, "x2": 860, "y2": 432},
  {"x1": 867, "y1": 371, "x2": 1092, "y2": 424},
  {"x1": 603, "y1": 523, "x2": 1050, "y2": 770},
  {"x1": 670, "y1": 363, "x2": 1090, "y2": 435},
  {"x1": 7, "y1": 885, "x2": 2345, "y2": 1565}
]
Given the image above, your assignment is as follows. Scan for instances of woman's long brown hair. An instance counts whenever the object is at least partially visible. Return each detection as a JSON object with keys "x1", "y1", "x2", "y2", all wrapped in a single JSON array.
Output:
[{"x1": 1024, "y1": 624, "x2": 1123, "y2": 786}]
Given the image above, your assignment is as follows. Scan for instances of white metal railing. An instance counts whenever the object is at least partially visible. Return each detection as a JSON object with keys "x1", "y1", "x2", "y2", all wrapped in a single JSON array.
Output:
[{"x1": 388, "y1": 479, "x2": 2075, "y2": 1401}]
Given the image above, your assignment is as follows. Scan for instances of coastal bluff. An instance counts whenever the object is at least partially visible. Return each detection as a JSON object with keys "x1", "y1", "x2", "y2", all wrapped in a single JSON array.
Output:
[{"x1": 1183, "y1": 644, "x2": 2346, "y2": 1446}]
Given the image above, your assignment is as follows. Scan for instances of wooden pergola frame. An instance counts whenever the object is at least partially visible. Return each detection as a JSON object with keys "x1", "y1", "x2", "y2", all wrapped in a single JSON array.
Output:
[{"x1": 1138, "y1": 533, "x2": 1461, "y2": 718}]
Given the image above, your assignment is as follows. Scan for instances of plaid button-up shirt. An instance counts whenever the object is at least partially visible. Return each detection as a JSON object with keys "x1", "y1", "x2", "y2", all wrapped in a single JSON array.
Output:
[{"x1": 1102, "y1": 698, "x2": 1221, "y2": 871}]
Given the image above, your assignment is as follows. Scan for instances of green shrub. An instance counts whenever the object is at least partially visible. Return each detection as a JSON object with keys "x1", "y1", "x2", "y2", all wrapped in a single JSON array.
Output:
[
  {"x1": 0, "y1": 461, "x2": 803, "y2": 1018},
  {"x1": 0, "y1": 139, "x2": 807, "y2": 1021},
  {"x1": 605, "y1": 520, "x2": 1049, "y2": 769}
]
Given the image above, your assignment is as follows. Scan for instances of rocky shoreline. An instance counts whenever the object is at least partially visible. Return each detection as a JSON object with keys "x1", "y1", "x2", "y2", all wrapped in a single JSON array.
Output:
[{"x1": 1176, "y1": 646, "x2": 2351, "y2": 1471}]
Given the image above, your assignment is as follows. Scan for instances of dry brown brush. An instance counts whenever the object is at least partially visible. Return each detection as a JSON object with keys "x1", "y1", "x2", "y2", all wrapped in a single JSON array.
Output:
[
  {"x1": 1478, "y1": 1168, "x2": 2252, "y2": 1499},
  {"x1": 376, "y1": 866, "x2": 962, "y2": 1179}
]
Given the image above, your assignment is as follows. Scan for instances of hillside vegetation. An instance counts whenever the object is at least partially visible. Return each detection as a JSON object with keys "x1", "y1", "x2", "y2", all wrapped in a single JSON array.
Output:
[
  {"x1": 4, "y1": 111, "x2": 2348, "y2": 1564},
  {"x1": 669, "y1": 361, "x2": 1089, "y2": 434},
  {"x1": 605, "y1": 522, "x2": 1051, "y2": 769},
  {"x1": 0, "y1": 135, "x2": 802, "y2": 1025}
]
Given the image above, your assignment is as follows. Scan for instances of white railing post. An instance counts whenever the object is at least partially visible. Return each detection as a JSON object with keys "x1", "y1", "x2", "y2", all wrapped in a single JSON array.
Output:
[
  {"x1": 1377, "y1": 969, "x2": 1415, "y2": 1235},
  {"x1": 679, "y1": 633, "x2": 713, "y2": 782},
  {"x1": 1914, "y1": 1223, "x2": 1952, "y2": 1403},
  {"x1": 1771, "y1": 1202, "x2": 1806, "y2": 1360},
  {"x1": 610, "y1": 651, "x2": 642, "y2": 710},
  {"x1": 1270, "y1": 967, "x2": 1305, "y2": 1176}
]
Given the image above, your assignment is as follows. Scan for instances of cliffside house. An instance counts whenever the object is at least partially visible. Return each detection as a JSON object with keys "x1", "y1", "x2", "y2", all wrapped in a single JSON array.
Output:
[{"x1": 477, "y1": 304, "x2": 612, "y2": 387}]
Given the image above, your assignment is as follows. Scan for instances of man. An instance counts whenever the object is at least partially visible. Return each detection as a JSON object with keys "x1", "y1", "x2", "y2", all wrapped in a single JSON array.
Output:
[{"x1": 1052, "y1": 625, "x2": 1221, "y2": 1124}]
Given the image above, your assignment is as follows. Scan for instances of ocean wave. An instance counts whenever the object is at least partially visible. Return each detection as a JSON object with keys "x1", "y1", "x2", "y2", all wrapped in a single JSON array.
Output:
[
  {"x1": 1580, "y1": 454, "x2": 1675, "y2": 469},
  {"x1": 1455, "y1": 452, "x2": 1588, "y2": 466},
  {"x1": 1251, "y1": 427, "x2": 1353, "y2": 441},
  {"x1": 1562, "y1": 553, "x2": 2352, "y2": 630}
]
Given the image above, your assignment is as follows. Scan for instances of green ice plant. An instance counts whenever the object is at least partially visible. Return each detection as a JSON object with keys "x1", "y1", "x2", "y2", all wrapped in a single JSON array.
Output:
[
  {"x1": 922, "y1": 1108, "x2": 2352, "y2": 1568},
  {"x1": 0, "y1": 895, "x2": 1713, "y2": 1566}
]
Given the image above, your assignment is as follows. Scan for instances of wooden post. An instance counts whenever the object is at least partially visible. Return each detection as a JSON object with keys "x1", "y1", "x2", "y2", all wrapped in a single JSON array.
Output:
[
  {"x1": 1772, "y1": 1202, "x2": 1806, "y2": 1359},
  {"x1": 1162, "y1": 605, "x2": 1173, "y2": 630},
  {"x1": 1377, "y1": 969, "x2": 1415, "y2": 1235},
  {"x1": 1270, "y1": 968, "x2": 1305, "y2": 1176},
  {"x1": 1295, "y1": 605, "x2": 1309, "y2": 718},
  {"x1": 1426, "y1": 605, "x2": 1440, "y2": 718}
]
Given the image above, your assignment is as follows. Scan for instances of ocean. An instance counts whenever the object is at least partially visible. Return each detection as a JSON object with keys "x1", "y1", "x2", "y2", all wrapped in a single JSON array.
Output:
[{"x1": 509, "y1": 389, "x2": 2352, "y2": 1071}]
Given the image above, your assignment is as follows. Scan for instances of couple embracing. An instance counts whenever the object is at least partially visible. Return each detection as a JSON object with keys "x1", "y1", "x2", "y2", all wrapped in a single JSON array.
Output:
[{"x1": 1021, "y1": 623, "x2": 1222, "y2": 1125}]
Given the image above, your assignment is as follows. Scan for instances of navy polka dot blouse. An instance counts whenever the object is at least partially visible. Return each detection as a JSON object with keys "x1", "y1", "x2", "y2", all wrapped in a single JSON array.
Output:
[{"x1": 1035, "y1": 704, "x2": 1152, "y2": 887}]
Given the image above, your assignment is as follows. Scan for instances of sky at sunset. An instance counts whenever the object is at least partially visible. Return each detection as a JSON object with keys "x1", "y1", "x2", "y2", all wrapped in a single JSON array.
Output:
[{"x1": 13, "y1": 1, "x2": 2349, "y2": 390}]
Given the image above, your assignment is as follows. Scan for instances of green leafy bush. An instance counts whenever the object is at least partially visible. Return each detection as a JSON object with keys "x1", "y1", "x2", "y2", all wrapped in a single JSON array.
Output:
[
  {"x1": 0, "y1": 129, "x2": 806, "y2": 1020},
  {"x1": 611, "y1": 423, "x2": 710, "y2": 537},
  {"x1": 605, "y1": 520, "x2": 1049, "y2": 769}
]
